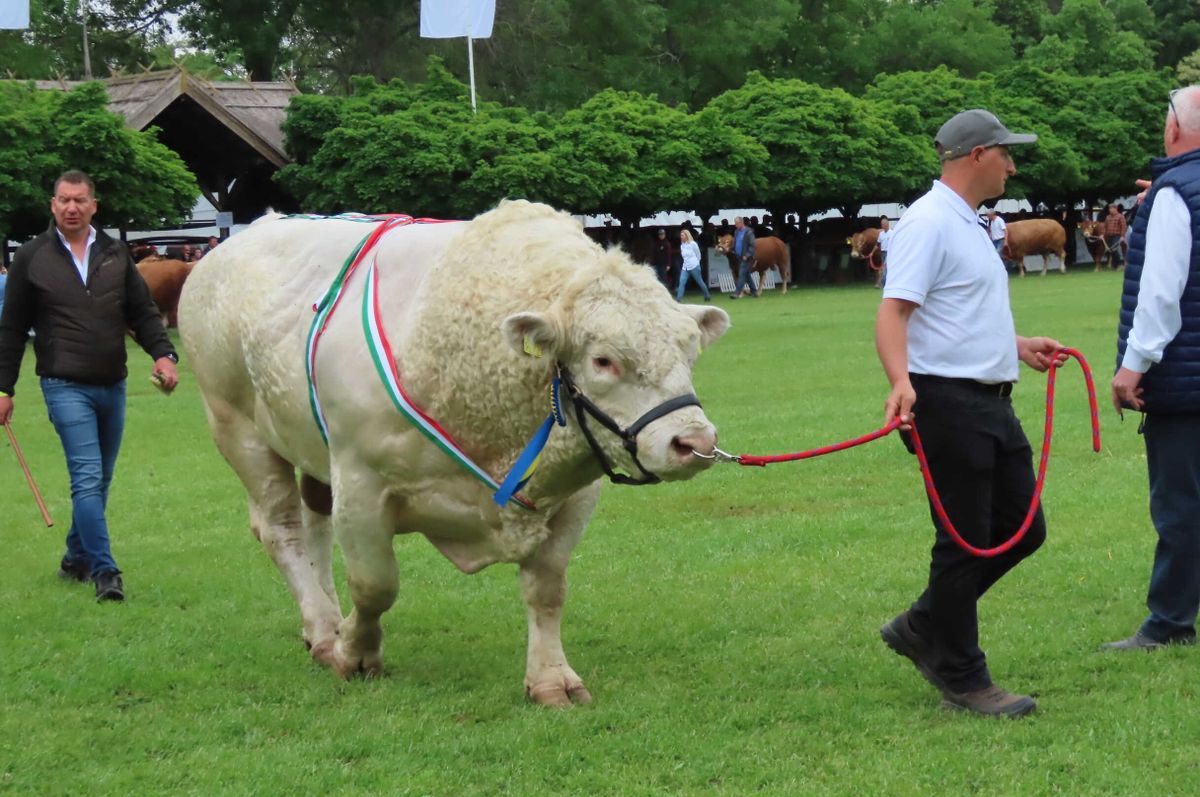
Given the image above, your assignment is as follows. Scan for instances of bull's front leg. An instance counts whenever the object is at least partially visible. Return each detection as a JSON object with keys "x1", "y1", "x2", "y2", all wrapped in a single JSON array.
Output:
[
  {"x1": 519, "y1": 484, "x2": 599, "y2": 707},
  {"x1": 326, "y1": 470, "x2": 399, "y2": 679}
]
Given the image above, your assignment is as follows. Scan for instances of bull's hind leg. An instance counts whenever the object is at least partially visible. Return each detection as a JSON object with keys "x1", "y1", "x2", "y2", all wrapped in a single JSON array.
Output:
[
  {"x1": 203, "y1": 398, "x2": 342, "y2": 659},
  {"x1": 520, "y1": 484, "x2": 599, "y2": 707}
]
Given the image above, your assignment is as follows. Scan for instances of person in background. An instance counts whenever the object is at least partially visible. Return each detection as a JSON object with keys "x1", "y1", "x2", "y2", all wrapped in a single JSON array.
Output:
[
  {"x1": 1105, "y1": 203, "x2": 1128, "y2": 268},
  {"x1": 876, "y1": 216, "x2": 893, "y2": 288},
  {"x1": 651, "y1": 228, "x2": 673, "y2": 288},
  {"x1": 675, "y1": 229, "x2": 711, "y2": 302},
  {"x1": 1104, "y1": 86, "x2": 1200, "y2": 651},
  {"x1": 0, "y1": 263, "x2": 7, "y2": 321},
  {"x1": 731, "y1": 216, "x2": 758, "y2": 299},
  {"x1": 876, "y1": 109, "x2": 1064, "y2": 718},
  {"x1": 0, "y1": 170, "x2": 179, "y2": 602}
]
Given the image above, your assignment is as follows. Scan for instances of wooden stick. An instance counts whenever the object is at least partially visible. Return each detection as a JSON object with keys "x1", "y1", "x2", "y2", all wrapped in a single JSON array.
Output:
[{"x1": 3, "y1": 422, "x2": 53, "y2": 527}]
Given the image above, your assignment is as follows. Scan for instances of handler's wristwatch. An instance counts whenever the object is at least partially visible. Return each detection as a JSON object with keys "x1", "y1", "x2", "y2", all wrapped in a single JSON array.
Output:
[{"x1": 163, "y1": 352, "x2": 179, "y2": 364}]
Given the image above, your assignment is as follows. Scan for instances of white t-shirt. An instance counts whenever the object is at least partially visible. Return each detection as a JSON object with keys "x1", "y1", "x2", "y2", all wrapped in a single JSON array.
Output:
[
  {"x1": 883, "y1": 180, "x2": 1019, "y2": 382},
  {"x1": 878, "y1": 229, "x2": 892, "y2": 252},
  {"x1": 680, "y1": 240, "x2": 701, "y2": 271},
  {"x1": 1123, "y1": 187, "x2": 1192, "y2": 372},
  {"x1": 988, "y1": 215, "x2": 1006, "y2": 242}
]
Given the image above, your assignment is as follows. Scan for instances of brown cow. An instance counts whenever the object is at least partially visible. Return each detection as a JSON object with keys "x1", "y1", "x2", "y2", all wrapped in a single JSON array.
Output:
[
  {"x1": 136, "y1": 255, "x2": 194, "y2": 327},
  {"x1": 716, "y1": 234, "x2": 791, "y2": 295},
  {"x1": 847, "y1": 228, "x2": 886, "y2": 286},
  {"x1": 1077, "y1": 220, "x2": 1120, "y2": 271},
  {"x1": 1002, "y1": 219, "x2": 1067, "y2": 277}
]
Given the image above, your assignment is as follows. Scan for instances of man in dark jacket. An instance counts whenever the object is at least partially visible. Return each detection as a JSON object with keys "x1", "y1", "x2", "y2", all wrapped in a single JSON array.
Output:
[
  {"x1": 731, "y1": 216, "x2": 758, "y2": 298},
  {"x1": 1105, "y1": 86, "x2": 1200, "y2": 650},
  {"x1": 0, "y1": 170, "x2": 179, "y2": 602}
]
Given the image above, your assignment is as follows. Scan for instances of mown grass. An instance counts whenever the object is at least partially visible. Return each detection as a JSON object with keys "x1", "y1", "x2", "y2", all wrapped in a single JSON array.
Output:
[{"x1": 2, "y1": 269, "x2": 1195, "y2": 796}]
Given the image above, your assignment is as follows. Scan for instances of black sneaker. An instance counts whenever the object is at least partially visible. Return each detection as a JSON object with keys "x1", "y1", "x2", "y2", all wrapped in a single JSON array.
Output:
[
  {"x1": 881, "y1": 611, "x2": 945, "y2": 690},
  {"x1": 94, "y1": 571, "x2": 125, "y2": 602},
  {"x1": 58, "y1": 557, "x2": 90, "y2": 583}
]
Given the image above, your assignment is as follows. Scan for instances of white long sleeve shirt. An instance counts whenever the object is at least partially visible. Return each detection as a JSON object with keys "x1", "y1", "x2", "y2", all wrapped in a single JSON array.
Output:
[{"x1": 1123, "y1": 188, "x2": 1193, "y2": 373}]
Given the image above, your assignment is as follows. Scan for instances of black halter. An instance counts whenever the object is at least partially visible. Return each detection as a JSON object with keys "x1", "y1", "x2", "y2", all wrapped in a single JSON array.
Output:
[{"x1": 556, "y1": 363, "x2": 702, "y2": 485}]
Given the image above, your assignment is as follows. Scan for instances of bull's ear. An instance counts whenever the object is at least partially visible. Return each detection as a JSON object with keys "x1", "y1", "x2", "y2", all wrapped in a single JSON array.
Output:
[
  {"x1": 501, "y1": 312, "x2": 563, "y2": 359},
  {"x1": 679, "y1": 305, "x2": 731, "y2": 348}
]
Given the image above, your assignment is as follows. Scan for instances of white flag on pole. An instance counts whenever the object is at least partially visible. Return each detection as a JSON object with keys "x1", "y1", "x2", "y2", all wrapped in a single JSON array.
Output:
[
  {"x1": 420, "y1": 0, "x2": 495, "y2": 39},
  {"x1": 0, "y1": 0, "x2": 30, "y2": 29}
]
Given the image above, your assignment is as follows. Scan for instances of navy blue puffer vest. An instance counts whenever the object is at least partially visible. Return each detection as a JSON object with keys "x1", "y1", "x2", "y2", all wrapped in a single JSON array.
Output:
[{"x1": 1115, "y1": 147, "x2": 1200, "y2": 414}]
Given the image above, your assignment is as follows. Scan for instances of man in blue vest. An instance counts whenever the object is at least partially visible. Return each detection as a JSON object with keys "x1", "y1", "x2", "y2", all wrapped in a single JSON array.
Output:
[{"x1": 1105, "y1": 85, "x2": 1200, "y2": 650}]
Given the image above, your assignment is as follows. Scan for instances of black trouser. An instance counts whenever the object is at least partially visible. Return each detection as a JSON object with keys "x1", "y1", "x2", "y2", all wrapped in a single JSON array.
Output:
[{"x1": 903, "y1": 374, "x2": 1047, "y2": 693}]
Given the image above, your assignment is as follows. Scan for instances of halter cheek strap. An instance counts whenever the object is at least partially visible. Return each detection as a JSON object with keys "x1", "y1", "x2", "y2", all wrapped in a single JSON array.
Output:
[{"x1": 557, "y1": 364, "x2": 701, "y2": 486}]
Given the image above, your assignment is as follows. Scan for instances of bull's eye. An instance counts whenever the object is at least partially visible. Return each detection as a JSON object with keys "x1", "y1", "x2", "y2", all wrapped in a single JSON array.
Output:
[{"x1": 592, "y1": 356, "x2": 620, "y2": 376}]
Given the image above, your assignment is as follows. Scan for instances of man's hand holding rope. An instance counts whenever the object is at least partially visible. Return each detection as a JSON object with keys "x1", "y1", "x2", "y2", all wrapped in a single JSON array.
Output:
[{"x1": 1017, "y1": 335, "x2": 1068, "y2": 372}]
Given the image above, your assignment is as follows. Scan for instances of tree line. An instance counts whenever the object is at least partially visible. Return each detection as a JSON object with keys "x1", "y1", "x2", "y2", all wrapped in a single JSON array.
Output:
[
  {"x1": 277, "y1": 58, "x2": 1175, "y2": 229},
  {"x1": 0, "y1": 0, "x2": 1191, "y2": 241},
  {"x1": 3, "y1": 1, "x2": 1198, "y2": 109}
]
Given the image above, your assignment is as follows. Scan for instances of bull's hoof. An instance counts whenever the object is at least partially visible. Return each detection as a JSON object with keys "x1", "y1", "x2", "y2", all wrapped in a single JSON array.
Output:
[
  {"x1": 526, "y1": 681, "x2": 593, "y2": 707},
  {"x1": 330, "y1": 641, "x2": 384, "y2": 680},
  {"x1": 309, "y1": 638, "x2": 339, "y2": 668}
]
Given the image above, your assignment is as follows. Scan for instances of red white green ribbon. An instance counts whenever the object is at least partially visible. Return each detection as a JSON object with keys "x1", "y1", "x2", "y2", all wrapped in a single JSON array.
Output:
[{"x1": 298, "y1": 213, "x2": 551, "y2": 510}]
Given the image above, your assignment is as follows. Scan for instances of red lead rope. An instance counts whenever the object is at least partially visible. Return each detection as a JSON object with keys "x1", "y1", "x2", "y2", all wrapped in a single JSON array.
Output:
[{"x1": 731, "y1": 348, "x2": 1101, "y2": 558}]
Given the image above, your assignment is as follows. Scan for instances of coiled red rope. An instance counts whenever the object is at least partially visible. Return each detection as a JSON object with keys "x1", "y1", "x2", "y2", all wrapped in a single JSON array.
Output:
[{"x1": 729, "y1": 348, "x2": 1100, "y2": 557}]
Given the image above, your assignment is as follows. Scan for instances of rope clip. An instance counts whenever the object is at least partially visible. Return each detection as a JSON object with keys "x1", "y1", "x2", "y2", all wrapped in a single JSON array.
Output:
[{"x1": 693, "y1": 446, "x2": 741, "y2": 464}]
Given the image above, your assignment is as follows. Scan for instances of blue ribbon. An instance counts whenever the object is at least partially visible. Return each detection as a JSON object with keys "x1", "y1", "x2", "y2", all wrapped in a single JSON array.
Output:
[{"x1": 494, "y1": 377, "x2": 567, "y2": 507}]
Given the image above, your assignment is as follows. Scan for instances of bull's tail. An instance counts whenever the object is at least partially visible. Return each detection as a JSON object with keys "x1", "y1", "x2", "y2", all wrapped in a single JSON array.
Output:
[{"x1": 782, "y1": 241, "x2": 792, "y2": 285}]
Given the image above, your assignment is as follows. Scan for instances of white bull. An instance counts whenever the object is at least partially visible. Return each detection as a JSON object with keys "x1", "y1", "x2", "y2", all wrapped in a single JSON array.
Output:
[{"x1": 178, "y1": 200, "x2": 730, "y2": 706}]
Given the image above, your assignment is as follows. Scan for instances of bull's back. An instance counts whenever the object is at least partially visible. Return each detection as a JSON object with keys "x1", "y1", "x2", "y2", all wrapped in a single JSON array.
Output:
[
  {"x1": 1007, "y1": 220, "x2": 1065, "y2": 254},
  {"x1": 181, "y1": 216, "x2": 394, "y2": 424}
]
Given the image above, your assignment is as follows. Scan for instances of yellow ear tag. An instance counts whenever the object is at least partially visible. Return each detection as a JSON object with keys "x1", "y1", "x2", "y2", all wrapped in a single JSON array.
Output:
[{"x1": 523, "y1": 335, "x2": 544, "y2": 358}]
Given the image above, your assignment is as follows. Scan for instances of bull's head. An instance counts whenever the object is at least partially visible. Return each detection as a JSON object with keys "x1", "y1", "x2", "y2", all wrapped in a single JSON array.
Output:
[
  {"x1": 715, "y1": 234, "x2": 734, "y2": 254},
  {"x1": 501, "y1": 257, "x2": 730, "y2": 483}
]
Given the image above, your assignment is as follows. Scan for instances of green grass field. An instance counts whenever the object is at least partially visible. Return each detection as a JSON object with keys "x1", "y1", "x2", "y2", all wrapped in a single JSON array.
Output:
[{"x1": 2, "y1": 269, "x2": 1195, "y2": 796}]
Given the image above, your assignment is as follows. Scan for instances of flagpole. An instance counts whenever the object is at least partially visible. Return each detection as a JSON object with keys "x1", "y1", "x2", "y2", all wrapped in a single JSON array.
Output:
[
  {"x1": 81, "y1": 0, "x2": 93, "y2": 79},
  {"x1": 467, "y1": 35, "x2": 477, "y2": 113}
]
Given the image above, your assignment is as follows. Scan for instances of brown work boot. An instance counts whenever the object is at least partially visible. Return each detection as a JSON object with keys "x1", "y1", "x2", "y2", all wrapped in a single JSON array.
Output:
[
  {"x1": 941, "y1": 684, "x2": 1036, "y2": 718},
  {"x1": 880, "y1": 611, "x2": 945, "y2": 690}
]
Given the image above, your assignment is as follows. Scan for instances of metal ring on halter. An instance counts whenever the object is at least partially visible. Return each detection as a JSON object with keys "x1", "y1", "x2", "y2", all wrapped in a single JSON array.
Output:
[{"x1": 693, "y1": 447, "x2": 741, "y2": 463}]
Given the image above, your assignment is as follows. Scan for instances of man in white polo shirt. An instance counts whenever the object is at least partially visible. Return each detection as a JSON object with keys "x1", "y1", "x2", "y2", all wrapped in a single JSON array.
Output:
[{"x1": 875, "y1": 109, "x2": 1065, "y2": 718}]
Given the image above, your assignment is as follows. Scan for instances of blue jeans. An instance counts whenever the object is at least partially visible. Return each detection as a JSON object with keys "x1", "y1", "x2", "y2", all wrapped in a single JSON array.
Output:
[
  {"x1": 676, "y1": 268, "x2": 710, "y2": 301},
  {"x1": 41, "y1": 378, "x2": 126, "y2": 577},
  {"x1": 1140, "y1": 414, "x2": 1200, "y2": 642},
  {"x1": 734, "y1": 258, "x2": 757, "y2": 295}
]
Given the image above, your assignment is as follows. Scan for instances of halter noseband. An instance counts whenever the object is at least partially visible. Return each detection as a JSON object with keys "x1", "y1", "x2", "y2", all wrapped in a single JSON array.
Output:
[{"x1": 556, "y1": 363, "x2": 702, "y2": 486}]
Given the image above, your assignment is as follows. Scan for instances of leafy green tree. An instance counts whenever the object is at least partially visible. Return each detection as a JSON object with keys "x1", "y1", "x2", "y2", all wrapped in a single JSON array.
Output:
[
  {"x1": 1024, "y1": 0, "x2": 1154, "y2": 75},
  {"x1": 709, "y1": 72, "x2": 932, "y2": 219},
  {"x1": 280, "y1": 60, "x2": 565, "y2": 218},
  {"x1": 870, "y1": 0, "x2": 1015, "y2": 81},
  {"x1": 1149, "y1": 0, "x2": 1200, "y2": 69},
  {"x1": 549, "y1": 87, "x2": 766, "y2": 226},
  {"x1": 178, "y1": 0, "x2": 300, "y2": 80},
  {"x1": 867, "y1": 65, "x2": 1086, "y2": 204},
  {"x1": 992, "y1": 0, "x2": 1045, "y2": 56},
  {"x1": 1178, "y1": 48, "x2": 1200, "y2": 84},
  {"x1": 0, "y1": 0, "x2": 164, "y2": 79},
  {"x1": 991, "y1": 62, "x2": 1169, "y2": 202},
  {"x1": 0, "y1": 81, "x2": 197, "y2": 241}
]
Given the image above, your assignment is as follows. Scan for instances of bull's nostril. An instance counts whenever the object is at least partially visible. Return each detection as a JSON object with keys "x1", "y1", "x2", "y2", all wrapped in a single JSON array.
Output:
[
  {"x1": 673, "y1": 430, "x2": 717, "y2": 460},
  {"x1": 672, "y1": 437, "x2": 694, "y2": 457}
]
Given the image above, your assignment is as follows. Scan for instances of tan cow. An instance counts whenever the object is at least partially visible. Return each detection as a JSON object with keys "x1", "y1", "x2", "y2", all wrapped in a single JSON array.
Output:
[
  {"x1": 178, "y1": 201, "x2": 730, "y2": 706},
  {"x1": 1002, "y1": 219, "x2": 1067, "y2": 277},
  {"x1": 716, "y1": 234, "x2": 791, "y2": 294},
  {"x1": 136, "y1": 255, "x2": 194, "y2": 327}
]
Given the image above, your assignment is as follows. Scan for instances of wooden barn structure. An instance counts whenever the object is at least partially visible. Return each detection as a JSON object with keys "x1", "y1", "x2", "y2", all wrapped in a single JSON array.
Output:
[{"x1": 37, "y1": 67, "x2": 300, "y2": 224}]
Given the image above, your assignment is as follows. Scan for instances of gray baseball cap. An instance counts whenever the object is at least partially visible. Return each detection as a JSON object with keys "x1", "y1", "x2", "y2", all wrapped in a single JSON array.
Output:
[{"x1": 936, "y1": 109, "x2": 1037, "y2": 161}]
